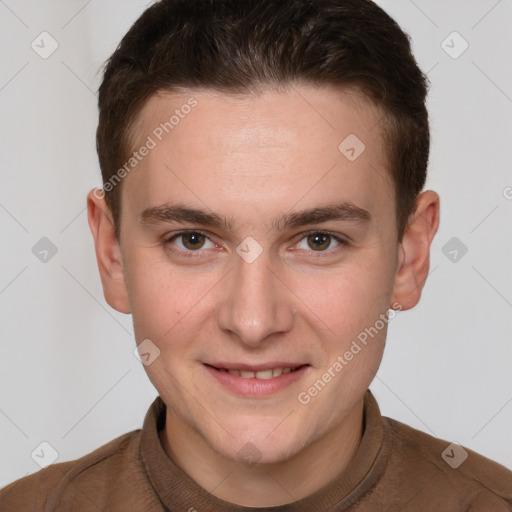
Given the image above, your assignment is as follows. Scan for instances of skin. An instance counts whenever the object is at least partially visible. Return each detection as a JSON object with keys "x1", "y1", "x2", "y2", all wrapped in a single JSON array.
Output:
[{"x1": 87, "y1": 84, "x2": 439, "y2": 506}]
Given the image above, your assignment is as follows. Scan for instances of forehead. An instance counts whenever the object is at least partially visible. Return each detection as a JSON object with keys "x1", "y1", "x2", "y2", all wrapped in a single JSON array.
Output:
[
  {"x1": 123, "y1": 85, "x2": 394, "y2": 231},
  {"x1": 129, "y1": 84, "x2": 383, "y2": 156}
]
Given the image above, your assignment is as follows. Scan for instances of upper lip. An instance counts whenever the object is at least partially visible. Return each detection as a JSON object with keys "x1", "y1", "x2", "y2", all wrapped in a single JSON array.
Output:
[{"x1": 205, "y1": 362, "x2": 308, "y2": 371}]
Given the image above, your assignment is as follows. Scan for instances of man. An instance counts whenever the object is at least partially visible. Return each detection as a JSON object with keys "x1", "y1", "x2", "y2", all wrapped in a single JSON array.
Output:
[{"x1": 1, "y1": 0, "x2": 511, "y2": 510}]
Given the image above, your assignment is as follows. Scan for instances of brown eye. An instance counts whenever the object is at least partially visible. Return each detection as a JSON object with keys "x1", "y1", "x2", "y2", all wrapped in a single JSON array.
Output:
[
  {"x1": 180, "y1": 232, "x2": 206, "y2": 250},
  {"x1": 306, "y1": 233, "x2": 332, "y2": 251},
  {"x1": 164, "y1": 230, "x2": 218, "y2": 259}
]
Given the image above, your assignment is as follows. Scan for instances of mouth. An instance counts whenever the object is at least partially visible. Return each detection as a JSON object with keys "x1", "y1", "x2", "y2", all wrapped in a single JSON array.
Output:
[
  {"x1": 203, "y1": 362, "x2": 310, "y2": 397},
  {"x1": 205, "y1": 363, "x2": 309, "y2": 380}
]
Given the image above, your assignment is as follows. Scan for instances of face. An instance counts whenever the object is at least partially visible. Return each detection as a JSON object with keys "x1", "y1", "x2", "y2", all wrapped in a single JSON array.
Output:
[{"x1": 90, "y1": 84, "x2": 435, "y2": 466}]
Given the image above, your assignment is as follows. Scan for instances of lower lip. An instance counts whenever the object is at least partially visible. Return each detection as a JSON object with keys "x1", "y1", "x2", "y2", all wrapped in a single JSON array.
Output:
[{"x1": 204, "y1": 364, "x2": 309, "y2": 397}]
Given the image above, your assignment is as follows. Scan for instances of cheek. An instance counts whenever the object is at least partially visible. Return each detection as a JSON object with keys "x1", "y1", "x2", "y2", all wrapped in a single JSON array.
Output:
[
  {"x1": 122, "y1": 251, "x2": 184, "y2": 338},
  {"x1": 124, "y1": 250, "x2": 219, "y2": 348},
  {"x1": 294, "y1": 258, "x2": 395, "y2": 340}
]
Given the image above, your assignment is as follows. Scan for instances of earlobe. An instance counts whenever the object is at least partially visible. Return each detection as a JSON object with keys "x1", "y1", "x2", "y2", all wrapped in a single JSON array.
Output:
[
  {"x1": 87, "y1": 189, "x2": 131, "y2": 314},
  {"x1": 391, "y1": 190, "x2": 440, "y2": 311}
]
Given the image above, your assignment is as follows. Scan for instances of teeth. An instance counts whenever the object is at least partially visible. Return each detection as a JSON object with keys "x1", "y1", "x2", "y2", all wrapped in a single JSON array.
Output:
[
  {"x1": 255, "y1": 369, "x2": 273, "y2": 380},
  {"x1": 220, "y1": 367, "x2": 298, "y2": 379},
  {"x1": 272, "y1": 368, "x2": 283, "y2": 377}
]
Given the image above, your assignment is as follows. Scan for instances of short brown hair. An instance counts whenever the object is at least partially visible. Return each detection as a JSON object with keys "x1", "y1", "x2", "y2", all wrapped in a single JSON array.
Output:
[{"x1": 96, "y1": 0, "x2": 429, "y2": 240}]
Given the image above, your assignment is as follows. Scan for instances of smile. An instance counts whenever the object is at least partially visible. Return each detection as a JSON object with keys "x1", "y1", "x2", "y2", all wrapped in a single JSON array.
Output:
[
  {"x1": 210, "y1": 366, "x2": 305, "y2": 379},
  {"x1": 203, "y1": 363, "x2": 310, "y2": 397}
]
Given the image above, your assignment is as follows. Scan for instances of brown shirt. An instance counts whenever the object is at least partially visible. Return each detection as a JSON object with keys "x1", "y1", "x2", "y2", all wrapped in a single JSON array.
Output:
[{"x1": 1, "y1": 390, "x2": 511, "y2": 511}]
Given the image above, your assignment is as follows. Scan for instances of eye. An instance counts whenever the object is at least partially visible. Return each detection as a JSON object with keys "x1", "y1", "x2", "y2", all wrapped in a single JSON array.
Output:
[
  {"x1": 164, "y1": 231, "x2": 217, "y2": 254},
  {"x1": 295, "y1": 232, "x2": 345, "y2": 252}
]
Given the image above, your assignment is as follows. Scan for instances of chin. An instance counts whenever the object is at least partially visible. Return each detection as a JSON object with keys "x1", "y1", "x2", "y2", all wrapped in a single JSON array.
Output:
[
  {"x1": 209, "y1": 423, "x2": 307, "y2": 466},
  {"x1": 227, "y1": 442, "x2": 301, "y2": 466}
]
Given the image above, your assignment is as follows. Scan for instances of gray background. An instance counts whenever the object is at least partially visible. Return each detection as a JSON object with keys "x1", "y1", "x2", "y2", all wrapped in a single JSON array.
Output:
[{"x1": 0, "y1": 0, "x2": 511, "y2": 487}]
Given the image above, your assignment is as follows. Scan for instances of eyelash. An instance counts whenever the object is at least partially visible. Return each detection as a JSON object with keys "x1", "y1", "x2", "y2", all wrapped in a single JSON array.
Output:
[{"x1": 162, "y1": 230, "x2": 348, "y2": 259}]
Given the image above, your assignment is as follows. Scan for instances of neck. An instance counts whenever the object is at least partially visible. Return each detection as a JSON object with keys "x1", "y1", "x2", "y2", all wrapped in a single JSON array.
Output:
[{"x1": 159, "y1": 399, "x2": 365, "y2": 507}]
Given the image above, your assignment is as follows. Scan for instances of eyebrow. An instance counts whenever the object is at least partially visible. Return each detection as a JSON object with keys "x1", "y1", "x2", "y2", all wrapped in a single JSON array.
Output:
[{"x1": 140, "y1": 202, "x2": 371, "y2": 232}]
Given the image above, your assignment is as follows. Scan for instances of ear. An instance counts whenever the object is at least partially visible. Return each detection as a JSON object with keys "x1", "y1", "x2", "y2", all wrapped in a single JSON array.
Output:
[
  {"x1": 391, "y1": 190, "x2": 440, "y2": 311},
  {"x1": 87, "y1": 189, "x2": 131, "y2": 314}
]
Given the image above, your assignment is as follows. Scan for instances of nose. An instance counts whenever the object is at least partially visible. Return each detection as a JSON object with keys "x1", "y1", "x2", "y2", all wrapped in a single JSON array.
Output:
[{"x1": 216, "y1": 250, "x2": 294, "y2": 348}]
